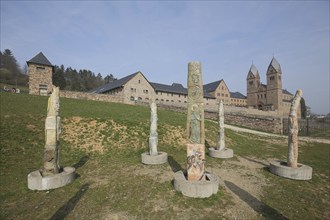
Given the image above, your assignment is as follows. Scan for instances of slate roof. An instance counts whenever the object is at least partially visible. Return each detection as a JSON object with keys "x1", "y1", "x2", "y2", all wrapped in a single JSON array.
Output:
[
  {"x1": 151, "y1": 82, "x2": 187, "y2": 94},
  {"x1": 230, "y1": 92, "x2": 247, "y2": 99},
  {"x1": 89, "y1": 72, "x2": 140, "y2": 93},
  {"x1": 27, "y1": 52, "x2": 53, "y2": 66},
  {"x1": 261, "y1": 83, "x2": 267, "y2": 89},
  {"x1": 151, "y1": 82, "x2": 215, "y2": 99},
  {"x1": 249, "y1": 64, "x2": 259, "y2": 76},
  {"x1": 282, "y1": 89, "x2": 293, "y2": 96},
  {"x1": 269, "y1": 57, "x2": 281, "y2": 72},
  {"x1": 203, "y1": 79, "x2": 223, "y2": 93}
]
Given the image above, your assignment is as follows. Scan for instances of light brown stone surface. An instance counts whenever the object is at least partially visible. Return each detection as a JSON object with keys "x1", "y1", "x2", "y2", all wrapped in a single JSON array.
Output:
[
  {"x1": 42, "y1": 86, "x2": 61, "y2": 176},
  {"x1": 186, "y1": 61, "x2": 205, "y2": 181},
  {"x1": 287, "y1": 89, "x2": 302, "y2": 168},
  {"x1": 187, "y1": 143, "x2": 205, "y2": 181},
  {"x1": 28, "y1": 63, "x2": 53, "y2": 95}
]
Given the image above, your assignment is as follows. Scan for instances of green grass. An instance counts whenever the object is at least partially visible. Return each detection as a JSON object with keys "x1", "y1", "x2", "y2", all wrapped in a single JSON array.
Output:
[{"x1": 0, "y1": 92, "x2": 329, "y2": 219}]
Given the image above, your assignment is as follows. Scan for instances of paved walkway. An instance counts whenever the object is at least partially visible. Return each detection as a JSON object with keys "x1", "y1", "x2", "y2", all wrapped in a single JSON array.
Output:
[{"x1": 223, "y1": 124, "x2": 330, "y2": 144}]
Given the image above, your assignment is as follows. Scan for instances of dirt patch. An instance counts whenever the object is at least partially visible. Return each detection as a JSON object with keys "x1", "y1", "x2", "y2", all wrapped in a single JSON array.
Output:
[
  {"x1": 61, "y1": 117, "x2": 149, "y2": 153},
  {"x1": 161, "y1": 125, "x2": 186, "y2": 148},
  {"x1": 26, "y1": 124, "x2": 37, "y2": 131},
  {"x1": 62, "y1": 117, "x2": 107, "y2": 153},
  {"x1": 130, "y1": 165, "x2": 173, "y2": 184},
  {"x1": 102, "y1": 211, "x2": 136, "y2": 220},
  {"x1": 211, "y1": 156, "x2": 271, "y2": 219}
]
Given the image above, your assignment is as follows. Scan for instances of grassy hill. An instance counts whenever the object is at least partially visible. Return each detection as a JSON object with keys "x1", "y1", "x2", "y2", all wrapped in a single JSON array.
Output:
[{"x1": 0, "y1": 92, "x2": 329, "y2": 219}]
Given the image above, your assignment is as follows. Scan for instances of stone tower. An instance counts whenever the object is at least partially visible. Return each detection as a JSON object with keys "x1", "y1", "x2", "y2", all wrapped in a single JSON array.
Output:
[
  {"x1": 27, "y1": 52, "x2": 54, "y2": 96},
  {"x1": 266, "y1": 57, "x2": 283, "y2": 111},
  {"x1": 246, "y1": 64, "x2": 260, "y2": 107}
]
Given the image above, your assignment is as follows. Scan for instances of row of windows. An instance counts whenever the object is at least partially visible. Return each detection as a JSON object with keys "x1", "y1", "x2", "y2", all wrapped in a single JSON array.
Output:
[
  {"x1": 257, "y1": 94, "x2": 267, "y2": 99},
  {"x1": 156, "y1": 91, "x2": 187, "y2": 98},
  {"x1": 217, "y1": 93, "x2": 229, "y2": 97},
  {"x1": 131, "y1": 87, "x2": 149, "y2": 94},
  {"x1": 269, "y1": 76, "x2": 281, "y2": 80},
  {"x1": 231, "y1": 98, "x2": 246, "y2": 103}
]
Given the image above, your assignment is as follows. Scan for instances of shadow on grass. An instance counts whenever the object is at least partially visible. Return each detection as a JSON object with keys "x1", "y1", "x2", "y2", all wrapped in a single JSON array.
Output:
[
  {"x1": 72, "y1": 155, "x2": 89, "y2": 169},
  {"x1": 224, "y1": 181, "x2": 288, "y2": 220},
  {"x1": 49, "y1": 183, "x2": 89, "y2": 220},
  {"x1": 168, "y1": 156, "x2": 183, "y2": 173}
]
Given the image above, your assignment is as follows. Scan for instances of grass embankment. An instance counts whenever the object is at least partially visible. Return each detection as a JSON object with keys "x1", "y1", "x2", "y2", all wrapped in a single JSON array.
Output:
[{"x1": 0, "y1": 92, "x2": 329, "y2": 219}]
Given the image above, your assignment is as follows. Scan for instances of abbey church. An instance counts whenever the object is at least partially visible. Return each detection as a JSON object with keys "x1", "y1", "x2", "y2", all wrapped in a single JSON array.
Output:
[{"x1": 246, "y1": 57, "x2": 295, "y2": 116}]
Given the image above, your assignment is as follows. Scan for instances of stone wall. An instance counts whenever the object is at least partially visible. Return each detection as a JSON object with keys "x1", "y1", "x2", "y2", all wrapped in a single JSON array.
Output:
[
  {"x1": 136, "y1": 100, "x2": 284, "y2": 134},
  {"x1": 60, "y1": 90, "x2": 124, "y2": 103},
  {"x1": 206, "y1": 111, "x2": 283, "y2": 134}
]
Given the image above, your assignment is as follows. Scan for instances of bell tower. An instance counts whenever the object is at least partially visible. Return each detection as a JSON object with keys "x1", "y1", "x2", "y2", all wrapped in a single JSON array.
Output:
[
  {"x1": 266, "y1": 57, "x2": 283, "y2": 111},
  {"x1": 246, "y1": 64, "x2": 260, "y2": 107}
]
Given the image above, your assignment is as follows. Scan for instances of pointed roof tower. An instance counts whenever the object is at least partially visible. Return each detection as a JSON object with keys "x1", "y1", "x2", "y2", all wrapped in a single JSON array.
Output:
[
  {"x1": 267, "y1": 57, "x2": 282, "y2": 74},
  {"x1": 27, "y1": 52, "x2": 53, "y2": 67},
  {"x1": 247, "y1": 64, "x2": 259, "y2": 79}
]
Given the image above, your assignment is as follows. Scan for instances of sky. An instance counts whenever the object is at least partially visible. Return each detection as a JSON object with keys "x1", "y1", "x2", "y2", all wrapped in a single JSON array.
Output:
[{"x1": 1, "y1": 1, "x2": 329, "y2": 114}]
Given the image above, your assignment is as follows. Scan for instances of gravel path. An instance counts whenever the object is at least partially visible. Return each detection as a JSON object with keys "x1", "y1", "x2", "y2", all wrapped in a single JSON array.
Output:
[{"x1": 224, "y1": 124, "x2": 330, "y2": 144}]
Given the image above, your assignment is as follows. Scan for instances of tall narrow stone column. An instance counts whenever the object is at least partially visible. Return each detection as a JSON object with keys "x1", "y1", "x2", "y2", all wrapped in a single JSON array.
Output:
[
  {"x1": 28, "y1": 86, "x2": 75, "y2": 190},
  {"x1": 43, "y1": 86, "x2": 61, "y2": 176},
  {"x1": 269, "y1": 89, "x2": 312, "y2": 180},
  {"x1": 208, "y1": 100, "x2": 233, "y2": 158},
  {"x1": 187, "y1": 61, "x2": 205, "y2": 181},
  {"x1": 217, "y1": 100, "x2": 225, "y2": 151},
  {"x1": 173, "y1": 62, "x2": 219, "y2": 198},
  {"x1": 287, "y1": 89, "x2": 302, "y2": 168},
  {"x1": 141, "y1": 99, "x2": 167, "y2": 165},
  {"x1": 149, "y1": 100, "x2": 158, "y2": 156}
]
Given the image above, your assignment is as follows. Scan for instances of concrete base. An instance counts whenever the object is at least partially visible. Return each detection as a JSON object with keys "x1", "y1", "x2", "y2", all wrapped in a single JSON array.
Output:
[
  {"x1": 269, "y1": 160, "x2": 312, "y2": 180},
  {"x1": 28, "y1": 167, "x2": 76, "y2": 190},
  {"x1": 208, "y1": 147, "x2": 234, "y2": 158},
  {"x1": 173, "y1": 170, "x2": 219, "y2": 198},
  {"x1": 141, "y1": 152, "x2": 168, "y2": 165}
]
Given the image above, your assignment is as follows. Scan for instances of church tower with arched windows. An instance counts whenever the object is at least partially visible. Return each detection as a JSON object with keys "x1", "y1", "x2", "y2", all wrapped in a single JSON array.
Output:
[
  {"x1": 246, "y1": 57, "x2": 294, "y2": 115},
  {"x1": 266, "y1": 57, "x2": 283, "y2": 111}
]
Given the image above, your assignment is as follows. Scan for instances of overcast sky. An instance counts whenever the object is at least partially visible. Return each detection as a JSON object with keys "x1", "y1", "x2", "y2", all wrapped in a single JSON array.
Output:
[{"x1": 1, "y1": 1, "x2": 329, "y2": 114}]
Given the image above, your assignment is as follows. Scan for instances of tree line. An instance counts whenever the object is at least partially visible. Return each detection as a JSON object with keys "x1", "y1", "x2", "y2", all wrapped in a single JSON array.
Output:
[{"x1": 0, "y1": 49, "x2": 116, "y2": 91}]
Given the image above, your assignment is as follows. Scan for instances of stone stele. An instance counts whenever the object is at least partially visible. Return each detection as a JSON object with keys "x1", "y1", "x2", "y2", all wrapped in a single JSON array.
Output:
[
  {"x1": 186, "y1": 61, "x2": 205, "y2": 181},
  {"x1": 141, "y1": 99, "x2": 167, "y2": 165},
  {"x1": 269, "y1": 89, "x2": 312, "y2": 180},
  {"x1": 28, "y1": 86, "x2": 75, "y2": 190},
  {"x1": 173, "y1": 62, "x2": 219, "y2": 198},
  {"x1": 208, "y1": 100, "x2": 234, "y2": 158}
]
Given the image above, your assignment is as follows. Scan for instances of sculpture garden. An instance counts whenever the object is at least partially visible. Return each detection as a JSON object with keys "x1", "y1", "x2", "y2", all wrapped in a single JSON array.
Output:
[{"x1": 0, "y1": 88, "x2": 329, "y2": 219}]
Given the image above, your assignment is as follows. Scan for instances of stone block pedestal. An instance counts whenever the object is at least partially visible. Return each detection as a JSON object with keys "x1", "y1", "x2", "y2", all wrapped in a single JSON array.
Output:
[
  {"x1": 173, "y1": 170, "x2": 219, "y2": 198},
  {"x1": 141, "y1": 152, "x2": 168, "y2": 165},
  {"x1": 27, "y1": 167, "x2": 76, "y2": 190},
  {"x1": 208, "y1": 147, "x2": 233, "y2": 159},
  {"x1": 269, "y1": 160, "x2": 312, "y2": 180}
]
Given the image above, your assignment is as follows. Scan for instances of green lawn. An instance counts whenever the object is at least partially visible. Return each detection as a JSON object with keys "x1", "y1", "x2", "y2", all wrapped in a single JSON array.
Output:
[{"x1": 0, "y1": 92, "x2": 329, "y2": 219}]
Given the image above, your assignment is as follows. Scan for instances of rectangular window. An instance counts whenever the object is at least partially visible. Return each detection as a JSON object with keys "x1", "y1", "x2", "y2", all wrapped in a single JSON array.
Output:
[
  {"x1": 37, "y1": 66, "x2": 45, "y2": 70},
  {"x1": 249, "y1": 81, "x2": 253, "y2": 85},
  {"x1": 270, "y1": 76, "x2": 275, "y2": 80}
]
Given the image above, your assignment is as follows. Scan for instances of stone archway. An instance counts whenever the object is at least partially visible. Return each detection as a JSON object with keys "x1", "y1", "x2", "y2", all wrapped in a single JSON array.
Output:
[{"x1": 257, "y1": 101, "x2": 264, "y2": 110}]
